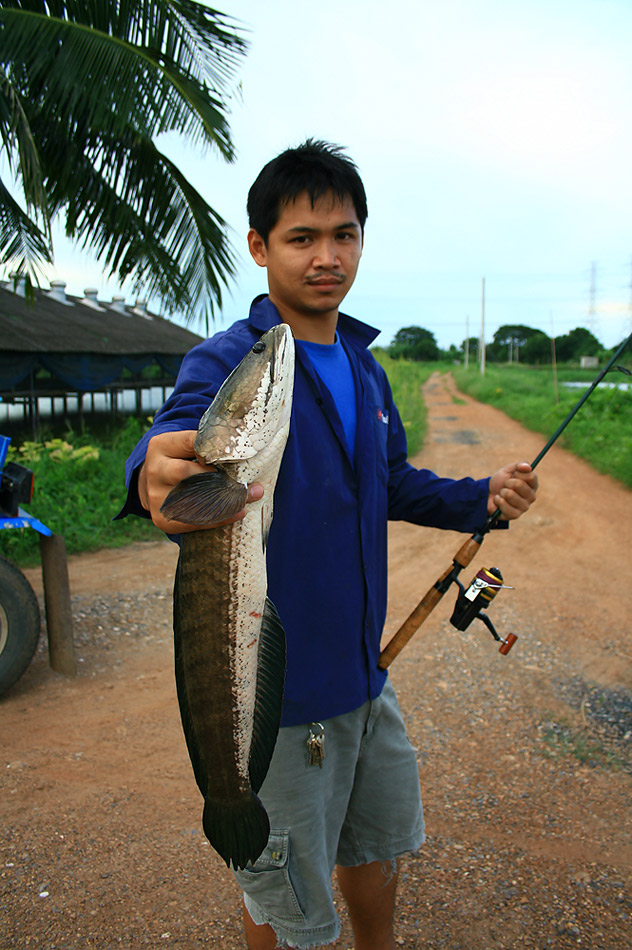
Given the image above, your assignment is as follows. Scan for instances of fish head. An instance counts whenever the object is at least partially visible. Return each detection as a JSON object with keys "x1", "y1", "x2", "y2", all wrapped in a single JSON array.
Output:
[{"x1": 194, "y1": 324, "x2": 295, "y2": 465}]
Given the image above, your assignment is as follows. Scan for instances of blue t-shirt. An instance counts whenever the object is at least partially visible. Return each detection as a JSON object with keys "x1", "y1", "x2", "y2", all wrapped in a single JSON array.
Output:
[{"x1": 295, "y1": 334, "x2": 357, "y2": 457}]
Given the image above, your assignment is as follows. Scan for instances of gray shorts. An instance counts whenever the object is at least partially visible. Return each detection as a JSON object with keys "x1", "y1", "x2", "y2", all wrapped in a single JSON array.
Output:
[{"x1": 233, "y1": 678, "x2": 424, "y2": 948}]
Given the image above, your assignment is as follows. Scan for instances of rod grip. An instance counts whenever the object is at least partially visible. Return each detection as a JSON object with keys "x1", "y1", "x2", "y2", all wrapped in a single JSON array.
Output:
[
  {"x1": 378, "y1": 534, "x2": 482, "y2": 670},
  {"x1": 378, "y1": 583, "x2": 446, "y2": 669},
  {"x1": 453, "y1": 535, "x2": 484, "y2": 569}
]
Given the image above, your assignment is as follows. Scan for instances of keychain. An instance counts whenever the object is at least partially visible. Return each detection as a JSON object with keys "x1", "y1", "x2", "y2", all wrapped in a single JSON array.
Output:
[{"x1": 307, "y1": 722, "x2": 325, "y2": 767}]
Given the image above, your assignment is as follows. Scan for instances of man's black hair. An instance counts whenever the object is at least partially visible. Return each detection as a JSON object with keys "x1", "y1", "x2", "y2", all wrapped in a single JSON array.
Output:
[{"x1": 247, "y1": 139, "x2": 368, "y2": 243}]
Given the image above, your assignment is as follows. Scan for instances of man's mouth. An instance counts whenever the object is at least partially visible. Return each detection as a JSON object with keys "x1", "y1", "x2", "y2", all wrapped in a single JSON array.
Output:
[{"x1": 306, "y1": 275, "x2": 345, "y2": 287}]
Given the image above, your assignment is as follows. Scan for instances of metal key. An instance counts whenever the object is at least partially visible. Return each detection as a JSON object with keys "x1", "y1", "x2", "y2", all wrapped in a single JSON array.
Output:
[{"x1": 307, "y1": 722, "x2": 325, "y2": 767}]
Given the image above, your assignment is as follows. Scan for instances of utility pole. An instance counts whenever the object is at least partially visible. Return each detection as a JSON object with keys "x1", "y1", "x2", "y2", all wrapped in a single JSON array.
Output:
[
  {"x1": 465, "y1": 315, "x2": 469, "y2": 368},
  {"x1": 628, "y1": 256, "x2": 632, "y2": 336},
  {"x1": 588, "y1": 260, "x2": 597, "y2": 337},
  {"x1": 550, "y1": 310, "x2": 559, "y2": 404},
  {"x1": 480, "y1": 277, "x2": 486, "y2": 376}
]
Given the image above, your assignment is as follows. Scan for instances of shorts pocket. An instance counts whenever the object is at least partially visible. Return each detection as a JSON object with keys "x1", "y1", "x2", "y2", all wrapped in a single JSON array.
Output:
[{"x1": 234, "y1": 830, "x2": 304, "y2": 922}]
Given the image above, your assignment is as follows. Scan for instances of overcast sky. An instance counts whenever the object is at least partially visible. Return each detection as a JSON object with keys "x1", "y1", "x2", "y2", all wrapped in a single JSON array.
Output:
[{"x1": 38, "y1": 0, "x2": 632, "y2": 349}]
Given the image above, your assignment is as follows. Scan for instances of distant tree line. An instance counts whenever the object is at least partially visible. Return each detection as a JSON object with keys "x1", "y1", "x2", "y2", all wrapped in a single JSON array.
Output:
[{"x1": 389, "y1": 323, "x2": 614, "y2": 364}]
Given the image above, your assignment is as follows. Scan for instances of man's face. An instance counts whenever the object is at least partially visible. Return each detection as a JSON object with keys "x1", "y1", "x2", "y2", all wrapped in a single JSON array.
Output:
[{"x1": 248, "y1": 191, "x2": 363, "y2": 337}]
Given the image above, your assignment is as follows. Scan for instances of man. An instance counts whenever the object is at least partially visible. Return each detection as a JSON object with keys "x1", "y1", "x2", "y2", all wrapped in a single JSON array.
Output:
[{"x1": 120, "y1": 140, "x2": 538, "y2": 949}]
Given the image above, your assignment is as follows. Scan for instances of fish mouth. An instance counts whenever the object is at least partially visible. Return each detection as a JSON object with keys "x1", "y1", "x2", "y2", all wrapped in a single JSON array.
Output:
[{"x1": 264, "y1": 323, "x2": 294, "y2": 389}]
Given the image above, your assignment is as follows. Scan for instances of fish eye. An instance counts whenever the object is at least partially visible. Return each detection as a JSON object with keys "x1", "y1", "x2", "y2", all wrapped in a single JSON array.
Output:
[{"x1": 252, "y1": 341, "x2": 266, "y2": 353}]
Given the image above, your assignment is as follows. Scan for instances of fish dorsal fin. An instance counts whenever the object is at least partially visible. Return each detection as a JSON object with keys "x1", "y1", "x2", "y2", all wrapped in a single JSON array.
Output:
[
  {"x1": 160, "y1": 470, "x2": 248, "y2": 525},
  {"x1": 248, "y1": 597, "x2": 286, "y2": 794}
]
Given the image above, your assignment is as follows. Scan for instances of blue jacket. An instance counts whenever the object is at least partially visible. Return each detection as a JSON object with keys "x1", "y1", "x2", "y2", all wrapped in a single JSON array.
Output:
[{"x1": 121, "y1": 296, "x2": 493, "y2": 726}]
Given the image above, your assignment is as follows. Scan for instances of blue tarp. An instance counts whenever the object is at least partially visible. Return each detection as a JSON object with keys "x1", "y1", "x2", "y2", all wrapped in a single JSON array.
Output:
[{"x1": 0, "y1": 353, "x2": 184, "y2": 392}]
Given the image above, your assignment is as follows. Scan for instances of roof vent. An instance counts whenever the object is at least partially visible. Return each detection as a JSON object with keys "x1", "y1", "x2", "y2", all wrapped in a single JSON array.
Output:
[
  {"x1": 81, "y1": 287, "x2": 105, "y2": 311},
  {"x1": 132, "y1": 298, "x2": 151, "y2": 319},
  {"x1": 8, "y1": 272, "x2": 26, "y2": 297},
  {"x1": 110, "y1": 294, "x2": 128, "y2": 314},
  {"x1": 47, "y1": 279, "x2": 73, "y2": 306}
]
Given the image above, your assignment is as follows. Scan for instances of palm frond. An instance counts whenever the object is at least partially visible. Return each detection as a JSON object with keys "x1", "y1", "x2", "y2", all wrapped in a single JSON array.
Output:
[
  {"x1": 0, "y1": 65, "x2": 49, "y2": 224},
  {"x1": 0, "y1": 2, "x2": 247, "y2": 155},
  {"x1": 0, "y1": 176, "x2": 52, "y2": 273},
  {"x1": 0, "y1": 0, "x2": 248, "y2": 319},
  {"x1": 35, "y1": 121, "x2": 236, "y2": 326}
]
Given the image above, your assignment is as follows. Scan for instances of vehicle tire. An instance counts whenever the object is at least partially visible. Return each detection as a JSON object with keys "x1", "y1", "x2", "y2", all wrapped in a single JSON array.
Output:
[{"x1": 0, "y1": 555, "x2": 41, "y2": 696}]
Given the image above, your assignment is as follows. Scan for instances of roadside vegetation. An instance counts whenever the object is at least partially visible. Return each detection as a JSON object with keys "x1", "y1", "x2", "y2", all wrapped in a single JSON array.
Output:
[
  {"x1": 1, "y1": 417, "x2": 161, "y2": 567},
  {"x1": 383, "y1": 318, "x2": 630, "y2": 486},
  {"x1": 373, "y1": 350, "x2": 631, "y2": 489},
  {"x1": 452, "y1": 363, "x2": 632, "y2": 489}
]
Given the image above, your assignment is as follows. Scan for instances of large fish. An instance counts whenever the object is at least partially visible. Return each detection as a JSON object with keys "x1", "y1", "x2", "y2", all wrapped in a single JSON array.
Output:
[{"x1": 160, "y1": 324, "x2": 295, "y2": 870}]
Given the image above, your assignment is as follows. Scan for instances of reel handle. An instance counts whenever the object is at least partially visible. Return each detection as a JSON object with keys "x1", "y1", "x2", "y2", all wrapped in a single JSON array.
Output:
[{"x1": 499, "y1": 632, "x2": 518, "y2": 655}]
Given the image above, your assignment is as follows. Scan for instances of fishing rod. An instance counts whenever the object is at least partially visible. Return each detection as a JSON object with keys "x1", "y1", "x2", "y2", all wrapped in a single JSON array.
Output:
[{"x1": 378, "y1": 330, "x2": 632, "y2": 669}]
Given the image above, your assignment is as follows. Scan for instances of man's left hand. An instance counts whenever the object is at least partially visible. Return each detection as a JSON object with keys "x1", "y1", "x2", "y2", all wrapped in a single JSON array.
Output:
[{"x1": 488, "y1": 461, "x2": 538, "y2": 520}]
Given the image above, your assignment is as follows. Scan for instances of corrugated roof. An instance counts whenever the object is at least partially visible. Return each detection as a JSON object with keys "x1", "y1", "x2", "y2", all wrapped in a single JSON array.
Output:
[{"x1": 0, "y1": 282, "x2": 203, "y2": 355}]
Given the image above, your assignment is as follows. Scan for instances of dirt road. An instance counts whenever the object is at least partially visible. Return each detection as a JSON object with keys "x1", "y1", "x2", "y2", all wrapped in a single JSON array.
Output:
[{"x1": 2, "y1": 373, "x2": 631, "y2": 949}]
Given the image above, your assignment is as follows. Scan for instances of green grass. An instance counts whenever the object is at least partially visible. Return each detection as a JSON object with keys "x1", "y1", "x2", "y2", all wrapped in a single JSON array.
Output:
[
  {"x1": 1, "y1": 417, "x2": 162, "y2": 567},
  {"x1": 536, "y1": 714, "x2": 624, "y2": 771},
  {"x1": 452, "y1": 363, "x2": 632, "y2": 489}
]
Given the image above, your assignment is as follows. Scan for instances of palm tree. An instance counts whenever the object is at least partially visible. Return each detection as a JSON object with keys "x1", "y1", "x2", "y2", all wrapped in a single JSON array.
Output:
[{"x1": 0, "y1": 0, "x2": 248, "y2": 328}]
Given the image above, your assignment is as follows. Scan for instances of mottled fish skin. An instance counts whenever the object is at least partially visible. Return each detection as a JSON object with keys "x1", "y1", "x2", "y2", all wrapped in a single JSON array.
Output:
[{"x1": 161, "y1": 324, "x2": 295, "y2": 870}]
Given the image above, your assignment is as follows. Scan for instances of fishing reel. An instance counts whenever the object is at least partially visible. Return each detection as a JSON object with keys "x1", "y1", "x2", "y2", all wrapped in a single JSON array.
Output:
[{"x1": 449, "y1": 566, "x2": 517, "y2": 655}]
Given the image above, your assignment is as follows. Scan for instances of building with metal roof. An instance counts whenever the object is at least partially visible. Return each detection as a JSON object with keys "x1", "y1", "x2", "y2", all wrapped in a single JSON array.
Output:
[{"x1": 0, "y1": 276, "x2": 204, "y2": 431}]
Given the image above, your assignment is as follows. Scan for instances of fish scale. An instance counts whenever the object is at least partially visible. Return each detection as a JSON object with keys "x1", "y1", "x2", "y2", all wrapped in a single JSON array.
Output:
[{"x1": 161, "y1": 324, "x2": 295, "y2": 870}]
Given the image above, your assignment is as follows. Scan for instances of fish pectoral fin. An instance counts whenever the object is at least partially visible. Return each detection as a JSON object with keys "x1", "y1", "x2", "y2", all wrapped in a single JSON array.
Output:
[
  {"x1": 248, "y1": 597, "x2": 286, "y2": 794},
  {"x1": 160, "y1": 471, "x2": 248, "y2": 525}
]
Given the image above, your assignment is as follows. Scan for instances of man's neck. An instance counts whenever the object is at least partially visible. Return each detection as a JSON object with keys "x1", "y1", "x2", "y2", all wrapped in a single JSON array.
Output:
[{"x1": 269, "y1": 297, "x2": 338, "y2": 344}]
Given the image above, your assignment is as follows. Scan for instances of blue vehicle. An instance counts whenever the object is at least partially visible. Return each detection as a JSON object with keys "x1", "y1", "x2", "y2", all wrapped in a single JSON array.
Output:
[{"x1": 0, "y1": 434, "x2": 52, "y2": 694}]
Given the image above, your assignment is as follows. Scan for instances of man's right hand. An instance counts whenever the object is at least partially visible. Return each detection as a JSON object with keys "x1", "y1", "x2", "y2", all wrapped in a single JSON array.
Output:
[{"x1": 138, "y1": 430, "x2": 263, "y2": 533}]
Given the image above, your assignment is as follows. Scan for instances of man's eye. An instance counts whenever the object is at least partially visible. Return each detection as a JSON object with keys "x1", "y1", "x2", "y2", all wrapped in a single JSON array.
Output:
[{"x1": 291, "y1": 235, "x2": 310, "y2": 244}]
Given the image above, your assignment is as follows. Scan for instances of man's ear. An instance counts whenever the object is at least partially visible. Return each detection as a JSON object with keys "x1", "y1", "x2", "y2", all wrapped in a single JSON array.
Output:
[{"x1": 248, "y1": 229, "x2": 267, "y2": 267}]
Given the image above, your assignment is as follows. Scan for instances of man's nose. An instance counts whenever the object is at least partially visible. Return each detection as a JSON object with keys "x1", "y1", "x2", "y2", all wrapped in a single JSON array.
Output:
[{"x1": 313, "y1": 240, "x2": 339, "y2": 268}]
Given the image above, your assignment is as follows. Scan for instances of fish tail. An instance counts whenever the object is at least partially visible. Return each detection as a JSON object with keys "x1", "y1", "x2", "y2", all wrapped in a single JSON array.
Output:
[{"x1": 202, "y1": 792, "x2": 270, "y2": 871}]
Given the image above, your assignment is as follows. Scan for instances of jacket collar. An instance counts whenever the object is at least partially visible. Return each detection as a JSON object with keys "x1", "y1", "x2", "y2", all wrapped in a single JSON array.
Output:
[{"x1": 248, "y1": 294, "x2": 381, "y2": 350}]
